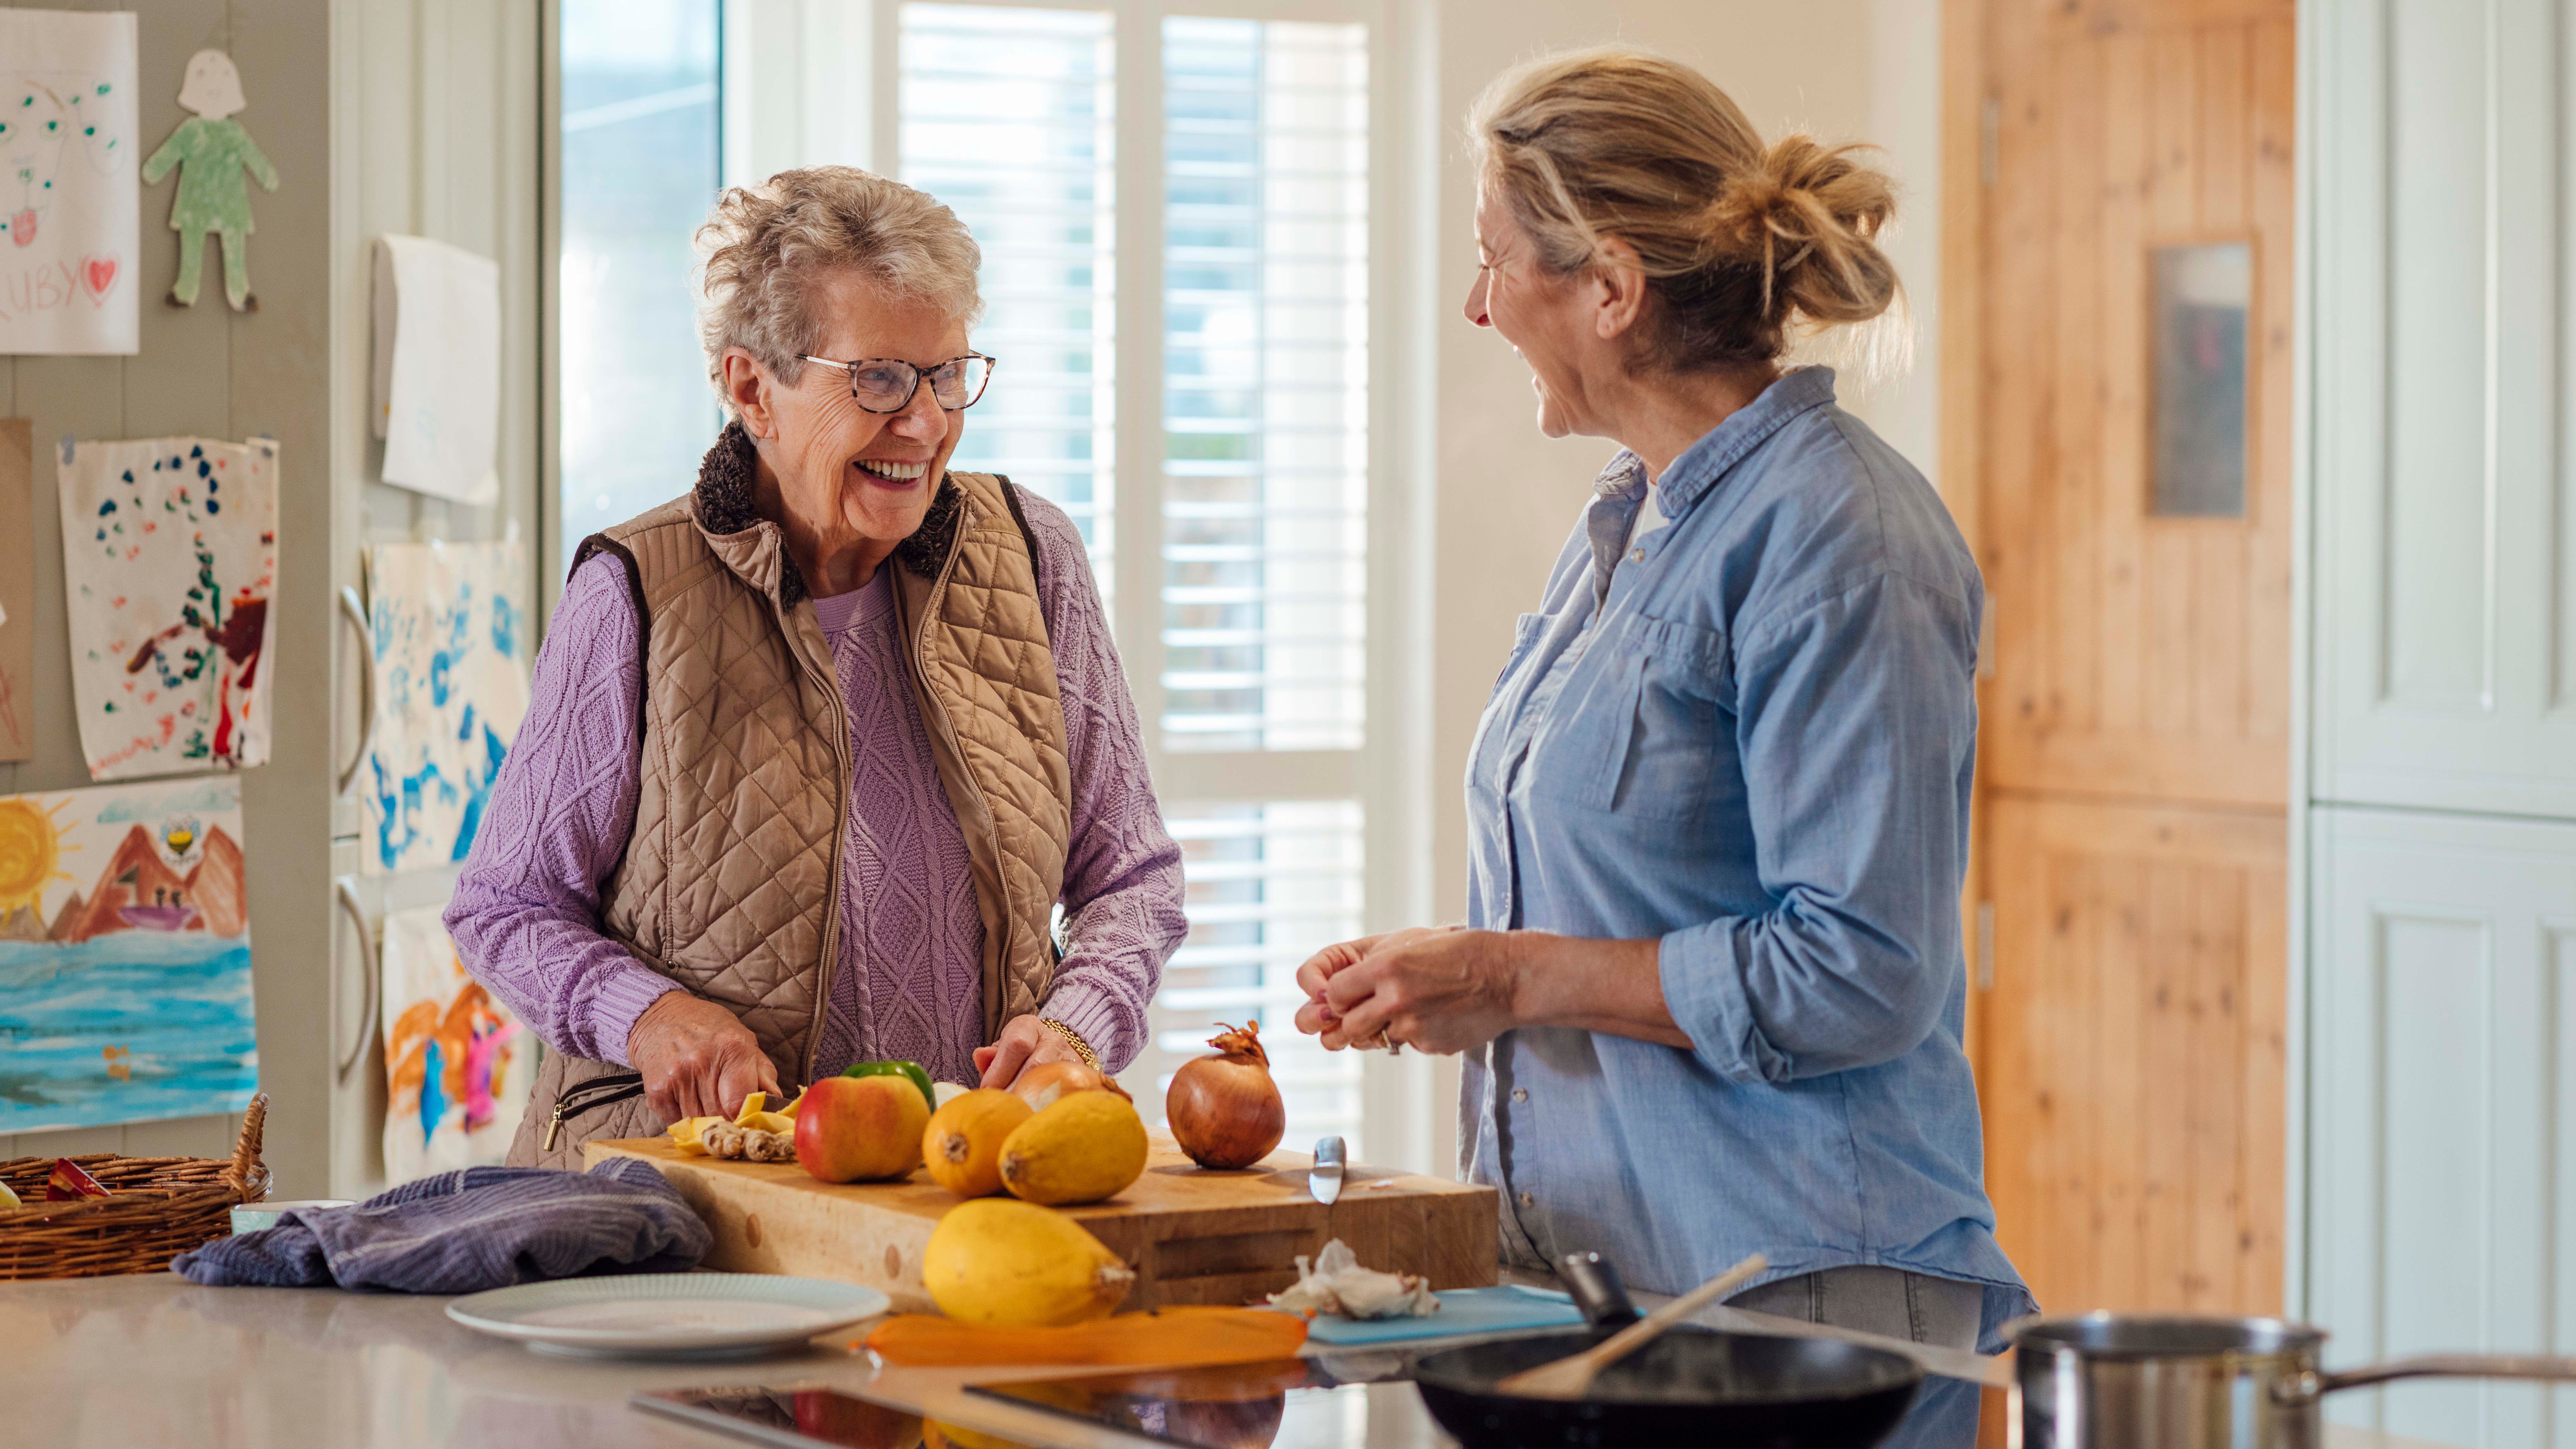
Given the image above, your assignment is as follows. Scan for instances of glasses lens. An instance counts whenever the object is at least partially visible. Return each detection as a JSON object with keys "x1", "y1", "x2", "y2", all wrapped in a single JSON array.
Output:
[
  {"x1": 930, "y1": 356, "x2": 993, "y2": 410},
  {"x1": 850, "y1": 361, "x2": 915, "y2": 412}
]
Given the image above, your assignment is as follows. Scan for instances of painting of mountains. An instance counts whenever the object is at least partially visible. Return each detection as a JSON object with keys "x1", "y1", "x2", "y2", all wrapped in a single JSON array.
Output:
[{"x1": 0, "y1": 777, "x2": 256, "y2": 1133}]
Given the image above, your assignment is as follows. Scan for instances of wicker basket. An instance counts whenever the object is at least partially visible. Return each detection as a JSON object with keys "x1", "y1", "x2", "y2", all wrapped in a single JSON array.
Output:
[{"x1": 0, "y1": 1093, "x2": 271, "y2": 1280}]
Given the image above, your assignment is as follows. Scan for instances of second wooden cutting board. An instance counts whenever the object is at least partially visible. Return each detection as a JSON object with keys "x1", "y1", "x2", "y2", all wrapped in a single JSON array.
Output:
[{"x1": 588, "y1": 1131, "x2": 1499, "y2": 1314}]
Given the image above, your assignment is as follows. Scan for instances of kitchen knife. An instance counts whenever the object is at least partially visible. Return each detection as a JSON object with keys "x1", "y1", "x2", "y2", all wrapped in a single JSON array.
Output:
[{"x1": 1309, "y1": 1135, "x2": 1345, "y2": 1205}]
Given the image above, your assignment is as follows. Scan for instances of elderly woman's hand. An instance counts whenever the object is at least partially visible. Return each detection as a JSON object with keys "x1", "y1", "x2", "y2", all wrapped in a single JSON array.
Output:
[
  {"x1": 629, "y1": 991, "x2": 781, "y2": 1121},
  {"x1": 973, "y1": 1014, "x2": 1093, "y2": 1090}
]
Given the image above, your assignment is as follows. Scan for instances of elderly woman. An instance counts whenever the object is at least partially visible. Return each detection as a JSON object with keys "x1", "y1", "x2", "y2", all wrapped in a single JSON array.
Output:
[
  {"x1": 451, "y1": 167, "x2": 1186, "y2": 1167},
  {"x1": 1295, "y1": 51, "x2": 2027, "y2": 1446}
]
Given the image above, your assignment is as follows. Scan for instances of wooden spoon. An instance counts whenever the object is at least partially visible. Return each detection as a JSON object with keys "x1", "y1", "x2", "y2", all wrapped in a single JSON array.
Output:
[{"x1": 1493, "y1": 1252, "x2": 1769, "y2": 1400}]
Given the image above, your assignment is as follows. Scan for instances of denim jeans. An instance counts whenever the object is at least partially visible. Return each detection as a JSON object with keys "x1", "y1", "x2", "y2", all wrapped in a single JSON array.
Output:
[{"x1": 1728, "y1": 1265, "x2": 1985, "y2": 1449}]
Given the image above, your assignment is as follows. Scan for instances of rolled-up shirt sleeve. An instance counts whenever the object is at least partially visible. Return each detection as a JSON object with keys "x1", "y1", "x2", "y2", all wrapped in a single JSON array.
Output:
[
  {"x1": 445, "y1": 554, "x2": 678, "y2": 1065},
  {"x1": 1657, "y1": 571, "x2": 1978, "y2": 1085},
  {"x1": 1020, "y1": 502, "x2": 1186, "y2": 1075}
]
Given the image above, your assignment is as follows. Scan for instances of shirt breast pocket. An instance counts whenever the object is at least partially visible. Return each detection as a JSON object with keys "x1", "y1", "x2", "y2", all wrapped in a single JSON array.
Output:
[{"x1": 1548, "y1": 615, "x2": 1734, "y2": 822}]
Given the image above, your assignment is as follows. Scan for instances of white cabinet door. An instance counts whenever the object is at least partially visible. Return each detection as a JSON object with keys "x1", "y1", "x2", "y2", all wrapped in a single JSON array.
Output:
[
  {"x1": 2310, "y1": 0, "x2": 2576, "y2": 819},
  {"x1": 2308, "y1": 806, "x2": 2576, "y2": 1444}
]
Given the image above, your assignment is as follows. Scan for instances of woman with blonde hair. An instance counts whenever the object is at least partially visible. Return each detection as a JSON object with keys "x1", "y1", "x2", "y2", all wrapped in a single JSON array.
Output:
[{"x1": 1296, "y1": 49, "x2": 2026, "y2": 1444}]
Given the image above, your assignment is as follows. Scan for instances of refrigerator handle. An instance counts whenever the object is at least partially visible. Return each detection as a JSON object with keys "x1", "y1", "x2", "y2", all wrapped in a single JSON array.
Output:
[
  {"x1": 333, "y1": 876, "x2": 378, "y2": 1085},
  {"x1": 336, "y1": 586, "x2": 378, "y2": 798}
]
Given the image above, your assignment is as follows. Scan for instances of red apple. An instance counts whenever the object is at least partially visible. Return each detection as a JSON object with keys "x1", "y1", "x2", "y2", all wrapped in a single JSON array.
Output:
[{"x1": 794, "y1": 1075, "x2": 931, "y2": 1183}]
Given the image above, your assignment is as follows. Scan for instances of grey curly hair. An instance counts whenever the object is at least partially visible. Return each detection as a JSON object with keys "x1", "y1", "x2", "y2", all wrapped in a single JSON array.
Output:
[{"x1": 695, "y1": 165, "x2": 985, "y2": 409}]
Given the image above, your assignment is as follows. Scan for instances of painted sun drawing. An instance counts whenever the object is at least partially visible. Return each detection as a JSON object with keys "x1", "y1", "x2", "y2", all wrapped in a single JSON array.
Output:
[{"x1": 0, "y1": 777, "x2": 255, "y2": 1134}]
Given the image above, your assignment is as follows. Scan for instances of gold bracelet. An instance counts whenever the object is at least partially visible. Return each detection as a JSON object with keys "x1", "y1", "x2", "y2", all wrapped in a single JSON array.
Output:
[{"x1": 1037, "y1": 1017, "x2": 1100, "y2": 1072}]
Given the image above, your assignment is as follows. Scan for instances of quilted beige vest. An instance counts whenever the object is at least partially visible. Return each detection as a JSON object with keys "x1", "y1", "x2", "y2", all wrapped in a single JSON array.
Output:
[{"x1": 507, "y1": 426, "x2": 1073, "y2": 1169}]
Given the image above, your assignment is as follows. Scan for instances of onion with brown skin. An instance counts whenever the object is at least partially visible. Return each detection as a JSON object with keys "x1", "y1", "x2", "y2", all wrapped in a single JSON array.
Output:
[
  {"x1": 1166, "y1": 1022, "x2": 1287, "y2": 1169},
  {"x1": 1009, "y1": 1059, "x2": 1132, "y2": 1113}
]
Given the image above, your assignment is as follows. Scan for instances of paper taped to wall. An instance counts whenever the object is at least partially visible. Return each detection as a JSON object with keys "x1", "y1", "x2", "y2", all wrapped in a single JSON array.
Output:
[
  {"x1": 0, "y1": 9, "x2": 139, "y2": 355},
  {"x1": 380, "y1": 904, "x2": 529, "y2": 1183},
  {"x1": 372, "y1": 234, "x2": 500, "y2": 505},
  {"x1": 362, "y1": 538, "x2": 529, "y2": 875},
  {"x1": 142, "y1": 50, "x2": 278, "y2": 314},
  {"x1": 58, "y1": 436, "x2": 279, "y2": 780},
  {"x1": 0, "y1": 776, "x2": 257, "y2": 1135}
]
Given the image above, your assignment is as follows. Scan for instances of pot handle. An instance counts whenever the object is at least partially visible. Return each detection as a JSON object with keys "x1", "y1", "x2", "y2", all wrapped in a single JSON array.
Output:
[
  {"x1": 2284, "y1": 1354, "x2": 2576, "y2": 1404},
  {"x1": 1557, "y1": 1252, "x2": 1643, "y2": 1329}
]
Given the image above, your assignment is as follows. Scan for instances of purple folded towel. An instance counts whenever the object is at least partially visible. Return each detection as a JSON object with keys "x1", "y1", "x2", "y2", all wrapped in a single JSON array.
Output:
[{"x1": 171, "y1": 1157, "x2": 710, "y2": 1292}]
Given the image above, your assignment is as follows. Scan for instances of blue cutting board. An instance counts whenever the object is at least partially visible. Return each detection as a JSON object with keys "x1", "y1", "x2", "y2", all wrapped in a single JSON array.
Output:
[{"x1": 1300, "y1": 1284, "x2": 1587, "y2": 1346}]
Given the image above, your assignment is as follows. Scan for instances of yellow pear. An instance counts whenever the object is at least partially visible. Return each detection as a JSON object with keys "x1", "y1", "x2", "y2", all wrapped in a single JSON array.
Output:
[
  {"x1": 922, "y1": 1089, "x2": 1034, "y2": 1198},
  {"x1": 922, "y1": 1198, "x2": 1136, "y2": 1326},
  {"x1": 997, "y1": 1090, "x2": 1149, "y2": 1206}
]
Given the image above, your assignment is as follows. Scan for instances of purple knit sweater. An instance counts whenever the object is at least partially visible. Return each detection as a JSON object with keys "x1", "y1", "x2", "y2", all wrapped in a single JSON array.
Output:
[{"x1": 444, "y1": 491, "x2": 1185, "y2": 1086}]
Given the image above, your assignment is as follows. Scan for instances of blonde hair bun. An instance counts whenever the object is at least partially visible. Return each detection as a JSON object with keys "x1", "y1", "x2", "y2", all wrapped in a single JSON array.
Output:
[
  {"x1": 1469, "y1": 46, "x2": 1903, "y2": 373},
  {"x1": 1705, "y1": 136, "x2": 1899, "y2": 325}
]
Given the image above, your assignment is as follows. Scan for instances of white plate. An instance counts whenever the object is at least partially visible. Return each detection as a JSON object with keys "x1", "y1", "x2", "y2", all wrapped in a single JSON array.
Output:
[{"x1": 445, "y1": 1274, "x2": 890, "y2": 1359}]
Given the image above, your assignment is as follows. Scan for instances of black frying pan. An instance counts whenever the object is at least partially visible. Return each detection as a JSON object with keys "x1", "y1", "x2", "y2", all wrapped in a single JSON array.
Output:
[{"x1": 1408, "y1": 1254, "x2": 1924, "y2": 1449}]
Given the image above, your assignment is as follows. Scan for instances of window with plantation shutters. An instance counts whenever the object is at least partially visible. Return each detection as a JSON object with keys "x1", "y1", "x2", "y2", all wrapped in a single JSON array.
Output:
[
  {"x1": 893, "y1": 3, "x2": 1382, "y2": 1156},
  {"x1": 1156, "y1": 802, "x2": 1366, "y2": 1152},
  {"x1": 900, "y1": 6, "x2": 1118, "y2": 568},
  {"x1": 1159, "y1": 17, "x2": 1369, "y2": 754}
]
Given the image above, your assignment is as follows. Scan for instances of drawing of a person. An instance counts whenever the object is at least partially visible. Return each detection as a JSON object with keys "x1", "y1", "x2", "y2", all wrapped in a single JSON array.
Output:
[{"x1": 140, "y1": 51, "x2": 275, "y2": 312}]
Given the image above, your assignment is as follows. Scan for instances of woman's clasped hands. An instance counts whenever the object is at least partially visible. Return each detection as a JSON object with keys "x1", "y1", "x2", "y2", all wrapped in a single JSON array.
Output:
[{"x1": 1294, "y1": 925, "x2": 1522, "y2": 1056}]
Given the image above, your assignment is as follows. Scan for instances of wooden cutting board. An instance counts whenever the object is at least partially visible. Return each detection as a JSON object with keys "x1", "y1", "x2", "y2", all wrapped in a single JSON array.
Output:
[{"x1": 587, "y1": 1132, "x2": 1498, "y2": 1313}]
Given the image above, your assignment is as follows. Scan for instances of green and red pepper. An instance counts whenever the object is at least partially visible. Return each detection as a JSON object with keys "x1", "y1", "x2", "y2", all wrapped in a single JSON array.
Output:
[{"x1": 842, "y1": 1059, "x2": 937, "y2": 1112}]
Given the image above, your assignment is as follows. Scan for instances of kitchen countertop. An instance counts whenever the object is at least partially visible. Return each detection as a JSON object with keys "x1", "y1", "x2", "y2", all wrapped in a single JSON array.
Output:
[
  {"x1": 2, "y1": 1272, "x2": 2464, "y2": 1449},
  {"x1": 3, "y1": 1272, "x2": 1142, "y2": 1449}
]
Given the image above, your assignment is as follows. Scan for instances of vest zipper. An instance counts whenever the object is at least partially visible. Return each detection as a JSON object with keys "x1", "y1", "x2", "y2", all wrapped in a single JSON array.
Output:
[
  {"x1": 787, "y1": 591, "x2": 855, "y2": 1090},
  {"x1": 542, "y1": 1070, "x2": 645, "y2": 1152},
  {"x1": 908, "y1": 495, "x2": 1015, "y2": 1035}
]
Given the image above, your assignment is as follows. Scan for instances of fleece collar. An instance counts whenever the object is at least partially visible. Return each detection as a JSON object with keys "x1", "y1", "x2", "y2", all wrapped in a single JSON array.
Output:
[{"x1": 690, "y1": 421, "x2": 964, "y2": 605}]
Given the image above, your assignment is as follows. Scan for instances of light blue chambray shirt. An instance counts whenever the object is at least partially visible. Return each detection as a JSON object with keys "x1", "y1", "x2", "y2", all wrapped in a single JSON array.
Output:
[{"x1": 1460, "y1": 367, "x2": 2035, "y2": 1348}]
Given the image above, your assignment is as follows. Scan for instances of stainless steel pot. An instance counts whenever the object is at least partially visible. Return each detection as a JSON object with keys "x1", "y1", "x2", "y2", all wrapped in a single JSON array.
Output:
[{"x1": 2009, "y1": 1313, "x2": 2576, "y2": 1449}]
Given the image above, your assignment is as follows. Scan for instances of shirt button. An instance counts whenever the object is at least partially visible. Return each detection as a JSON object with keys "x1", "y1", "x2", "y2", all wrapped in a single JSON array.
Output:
[
  {"x1": 1510, "y1": 1087, "x2": 1529, "y2": 1104},
  {"x1": 1629, "y1": 547, "x2": 1645, "y2": 563},
  {"x1": 1518, "y1": 1191, "x2": 1535, "y2": 1208}
]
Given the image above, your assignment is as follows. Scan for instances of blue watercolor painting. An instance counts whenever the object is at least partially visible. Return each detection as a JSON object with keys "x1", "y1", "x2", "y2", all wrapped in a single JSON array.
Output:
[
  {"x1": 0, "y1": 777, "x2": 256, "y2": 1134},
  {"x1": 362, "y1": 540, "x2": 529, "y2": 876}
]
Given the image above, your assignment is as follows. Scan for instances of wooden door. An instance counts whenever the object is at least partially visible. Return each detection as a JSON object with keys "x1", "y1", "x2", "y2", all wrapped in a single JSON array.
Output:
[
  {"x1": 1981, "y1": 796, "x2": 2287, "y2": 1310},
  {"x1": 1953, "y1": 0, "x2": 2294, "y2": 1318}
]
